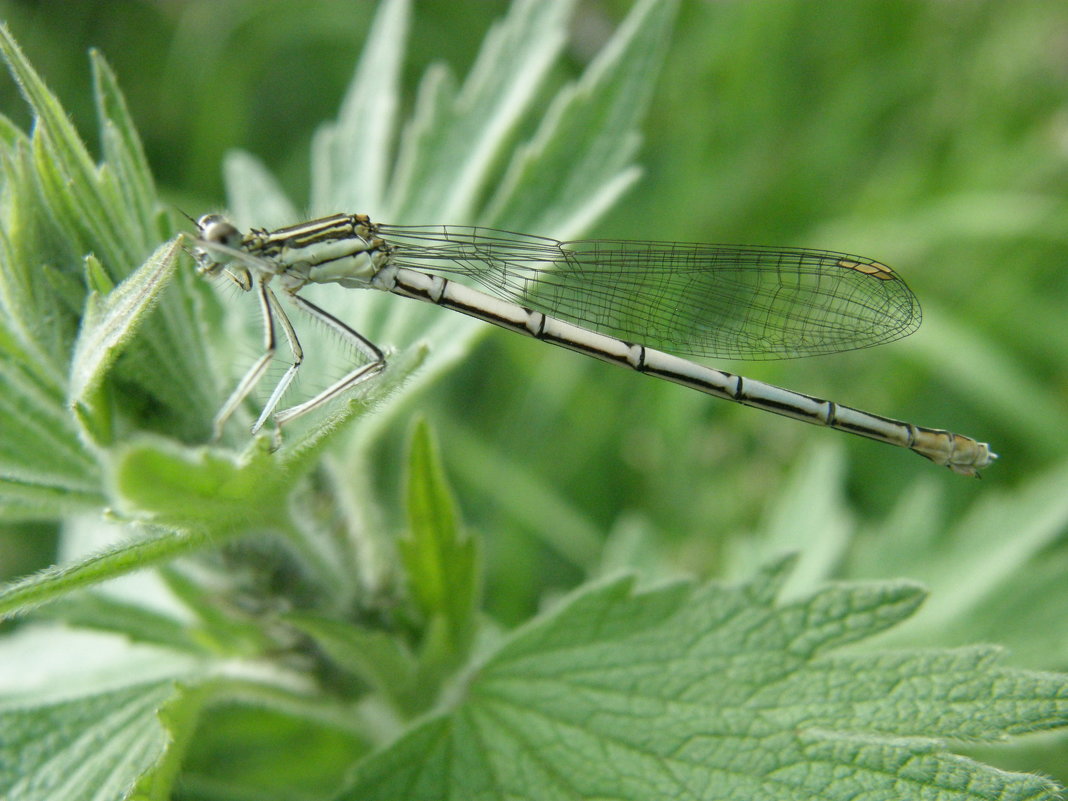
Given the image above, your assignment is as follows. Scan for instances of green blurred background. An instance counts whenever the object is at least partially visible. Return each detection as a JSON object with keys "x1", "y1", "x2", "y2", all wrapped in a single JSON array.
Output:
[{"x1": 3, "y1": 0, "x2": 1068, "y2": 787}]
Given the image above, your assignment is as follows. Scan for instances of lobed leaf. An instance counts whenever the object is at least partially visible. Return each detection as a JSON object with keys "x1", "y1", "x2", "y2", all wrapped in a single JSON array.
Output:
[{"x1": 340, "y1": 571, "x2": 1068, "y2": 801}]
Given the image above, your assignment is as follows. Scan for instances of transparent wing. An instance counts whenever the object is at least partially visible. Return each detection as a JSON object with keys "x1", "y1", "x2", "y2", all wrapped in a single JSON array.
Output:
[{"x1": 377, "y1": 224, "x2": 921, "y2": 360}]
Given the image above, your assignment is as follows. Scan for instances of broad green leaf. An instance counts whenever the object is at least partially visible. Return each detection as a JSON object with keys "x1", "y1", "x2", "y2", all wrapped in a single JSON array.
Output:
[
  {"x1": 378, "y1": 0, "x2": 676, "y2": 381},
  {"x1": 0, "y1": 626, "x2": 205, "y2": 801},
  {"x1": 0, "y1": 625, "x2": 328, "y2": 801},
  {"x1": 0, "y1": 482, "x2": 101, "y2": 524},
  {"x1": 1, "y1": 682, "x2": 180, "y2": 801},
  {"x1": 340, "y1": 567, "x2": 1068, "y2": 801}
]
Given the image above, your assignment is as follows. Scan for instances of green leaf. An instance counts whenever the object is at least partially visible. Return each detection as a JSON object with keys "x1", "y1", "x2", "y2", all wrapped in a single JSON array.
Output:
[
  {"x1": 0, "y1": 682, "x2": 180, "y2": 801},
  {"x1": 69, "y1": 238, "x2": 182, "y2": 445},
  {"x1": 222, "y1": 149, "x2": 299, "y2": 231},
  {"x1": 4, "y1": 21, "x2": 217, "y2": 440},
  {"x1": 400, "y1": 419, "x2": 479, "y2": 656},
  {"x1": 279, "y1": 421, "x2": 481, "y2": 721},
  {"x1": 0, "y1": 526, "x2": 209, "y2": 620},
  {"x1": 0, "y1": 475, "x2": 102, "y2": 523},
  {"x1": 0, "y1": 109, "x2": 23, "y2": 149},
  {"x1": 0, "y1": 24, "x2": 133, "y2": 271},
  {"x1": 339, "y1": 568, "x2": 1068, "y2": 800},
  {"x1": 387, "y1": 0, "x2": 577, "y2": 224},
  {"x1": 32, "y1": 590, "x2": 208, "y2": 653},
  {"x1": 484, "y1": 0, "x2": 679, "y2": 237},
  {"x1": 91, "y1": 50, "x2": 158, "y2": 249},
  {"x1": 0, "y1": 626, "x2": 205, "y2": 801},
  {"x1": 83, "y1": 253, "x2": 114, "y2": 295},
  {"x1": 287, "y1": 613, "x2": 417, "y2": 718},
  {"x1": 113, "y1": 436, "x2": 287, "y2": 533},
  {"x1": 0, "y1": 139, "x2": 75, "y2": 374},
  {"x1": 310, "y1": 0, "x2": 409, "y2": 216}
]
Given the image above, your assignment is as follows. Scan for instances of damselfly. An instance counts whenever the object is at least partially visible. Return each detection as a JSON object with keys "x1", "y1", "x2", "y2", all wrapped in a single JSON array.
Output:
[{"x1": 190, "y1": 213, "x2": 997, "y2": 476}]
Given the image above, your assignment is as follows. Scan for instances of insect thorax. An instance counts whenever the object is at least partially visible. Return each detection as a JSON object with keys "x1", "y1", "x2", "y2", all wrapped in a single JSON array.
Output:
[{"x1": 248, "y1": 214, "x2": 390, "y2": 289}]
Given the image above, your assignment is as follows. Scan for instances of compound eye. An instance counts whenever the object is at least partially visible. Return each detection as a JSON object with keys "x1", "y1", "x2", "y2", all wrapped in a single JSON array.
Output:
[{"x1": 197, "y1": 214, "x2": 242, "y2": 248}]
